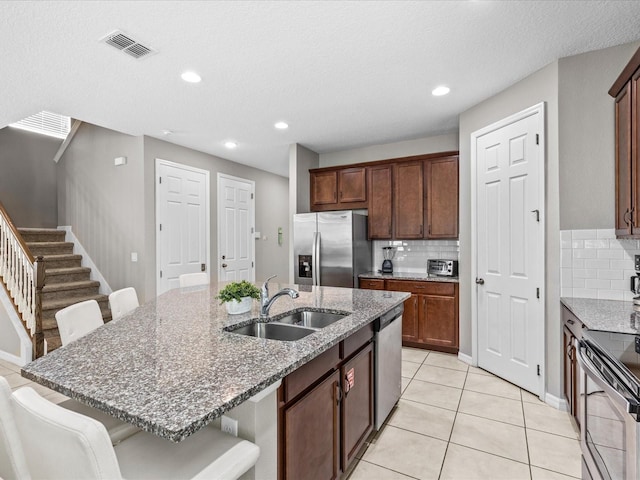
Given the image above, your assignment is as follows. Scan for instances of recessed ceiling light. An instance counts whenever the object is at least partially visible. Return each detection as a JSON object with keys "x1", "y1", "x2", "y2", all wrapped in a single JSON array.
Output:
[
  {"x1": 274, "y1": 121, "x2": 289, "y2": 130},
  {"x1": 432, "y1": 86, "x2": 450, "y2": 96},
  {"x1": 181, "y1": 71, "x2": 201, "y2": 83},
  {"x1": 224, "y1": 141, "x2": 237, "y2": 149}
]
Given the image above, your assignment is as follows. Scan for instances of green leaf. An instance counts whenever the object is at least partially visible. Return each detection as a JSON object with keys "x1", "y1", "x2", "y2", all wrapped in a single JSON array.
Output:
[{"x1": 215, "y1": 281, "x2": 261, "y2": 304}]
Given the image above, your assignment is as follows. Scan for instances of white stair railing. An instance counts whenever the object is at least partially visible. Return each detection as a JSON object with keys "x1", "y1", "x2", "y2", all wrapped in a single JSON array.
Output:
[{"x1": 0, "y1": 202, "x2": 44, "y2": 358}]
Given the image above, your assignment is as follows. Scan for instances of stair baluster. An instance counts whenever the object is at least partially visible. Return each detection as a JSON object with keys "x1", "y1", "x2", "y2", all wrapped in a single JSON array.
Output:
[{"x1": 0, "y1": 201, "x2": 44, "y2": 358}]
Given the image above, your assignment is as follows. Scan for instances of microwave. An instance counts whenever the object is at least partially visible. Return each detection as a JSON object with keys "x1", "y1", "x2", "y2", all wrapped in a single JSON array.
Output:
[{"x1": 427, "y1": 259, "x2": 458, "y2": 277}]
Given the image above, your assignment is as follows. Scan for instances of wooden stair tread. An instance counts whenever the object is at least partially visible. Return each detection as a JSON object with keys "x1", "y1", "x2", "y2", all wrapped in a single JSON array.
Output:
[
  {"x1": 40, "y1": 254, "x2": 82, "y2": 260},
  {"x1": 42, "y1": 294, "x2": 109, "y2": 311},
  {"x1": 45, "y1": 267, "x2": 91, "y2": 275},
  {"x1": 42, "y1": 280, "x2": 100, "y2": 292},
  {"x1": 17, "y1": 228, "x2": 63, "y2": 233},
  {"x1": 26, "y1": 241, "x2": 74, "y2": 248}
]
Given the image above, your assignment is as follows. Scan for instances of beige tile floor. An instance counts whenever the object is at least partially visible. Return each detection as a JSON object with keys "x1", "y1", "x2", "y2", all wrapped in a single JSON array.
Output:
[
  {"x1": 1, "y1": 349, "x2": 582, "y2": 480},
  {"x1": 349, "y1": 348, "x2": 583, "y2": 480}
]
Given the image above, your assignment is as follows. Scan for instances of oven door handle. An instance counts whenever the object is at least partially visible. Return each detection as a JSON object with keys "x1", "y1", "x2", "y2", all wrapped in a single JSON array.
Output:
[{"x1": 577, "y1": 344, "x2": 640, "y2": 415}]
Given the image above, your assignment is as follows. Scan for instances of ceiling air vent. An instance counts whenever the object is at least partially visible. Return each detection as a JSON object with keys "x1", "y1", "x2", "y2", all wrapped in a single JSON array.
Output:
[{"x1": 100, "y1": 30, "x2": 155, "y2": 60}]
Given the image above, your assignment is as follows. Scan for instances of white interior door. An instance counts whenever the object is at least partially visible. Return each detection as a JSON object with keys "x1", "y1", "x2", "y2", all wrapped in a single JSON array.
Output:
[
  {"x1": 472, "y1": 104, "x2": 545, "y2": 396},
  {"x1": 217, "y1": 173, "x2": 255, "y2": 282},
  {"x1": 156, "y1": 159, "x2": 210, "y2": 295}
]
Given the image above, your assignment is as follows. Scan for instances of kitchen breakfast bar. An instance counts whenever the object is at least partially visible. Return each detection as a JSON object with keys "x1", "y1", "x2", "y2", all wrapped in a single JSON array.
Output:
[{"x1": 20, "y1": 281, "x2": 408, "y2": 479}]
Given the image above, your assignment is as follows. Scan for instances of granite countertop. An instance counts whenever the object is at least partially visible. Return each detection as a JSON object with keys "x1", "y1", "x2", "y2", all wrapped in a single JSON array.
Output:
[
  {"x1": 22, "y1": 282, "x2": 408, "y2": 442},
  {"x1": 359, "y1": 271, "x2": 459, "y2": 283},
  {"x1": 561, "y1": 297, "x2": 640, "y2": 334}
]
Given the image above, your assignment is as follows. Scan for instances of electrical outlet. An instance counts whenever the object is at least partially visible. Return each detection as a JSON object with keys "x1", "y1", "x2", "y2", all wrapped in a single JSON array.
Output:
[{"x1": 221, "y1": 415, "x2": 238, "y2": 437}]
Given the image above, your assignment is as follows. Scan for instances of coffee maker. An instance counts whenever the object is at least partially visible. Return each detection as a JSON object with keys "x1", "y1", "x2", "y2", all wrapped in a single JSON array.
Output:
[{"x1": 381, "y1": 247, "x2": 396, "y2": 274}]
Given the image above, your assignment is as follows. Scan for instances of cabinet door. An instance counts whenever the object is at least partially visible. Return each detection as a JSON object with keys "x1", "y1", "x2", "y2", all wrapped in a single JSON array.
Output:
[
  {"x1": 563, "y1": 326, "x2": 576, "y2": 419},
  {"x1": 367, "y1": 164, "x2": 393, "y2": 239},
  {"x1": 425, "y1": 156, "x2": 459, "y2": 239},
  {"x1": 633, "y1": 68, "x2": 640, "y2": 235},
  {"x1": 339, "y1": 168, "x2": 367, "y2": 204},
  {"x1": 341, "y1": 342, "x2": 373, "y2": 471},
  {"x1": 401, "y1": 294, "x2": 420, "y2": 343},
  {"x1": 420, "y1": 294, "x2": 458, "y2": 349},
  {"x1": 393, "y1": 162, "x2": 424, "y2": 238},
  {"x1": 615, "y1": 81, "x2": 633, "y2": 236},
  {"x1": 311, "y1": 171, "x2": 338, "y2": 207},
  {"x1": 282, "y1": 371, "x2": 341, "y2": 480}
]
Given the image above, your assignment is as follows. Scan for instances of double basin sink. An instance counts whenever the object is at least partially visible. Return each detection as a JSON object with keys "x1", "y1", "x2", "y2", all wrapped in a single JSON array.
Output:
[{"x1": 227, "y1": 310, "x2": 347, "y2": 341}]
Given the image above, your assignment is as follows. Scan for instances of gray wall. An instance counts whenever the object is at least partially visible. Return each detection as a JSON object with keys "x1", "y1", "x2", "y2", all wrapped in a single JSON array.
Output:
[
  {"x1": 459, "y1": 61, "x2": 561, "y2": 397},
  {"x1": 0, "y1": 127, "x2": 60, "y2": 227},
  {"x1": 319, "y1": 133, "x2": 459, "y2": 168},
  {"x1": 143, "y1": 137, "x2": 290, "y2": 300},
  {"x1": 290, "y1": 144, "x2": 319, "y2": 215},
  {"x1": 288, "y1": 144, "x2": 319, "y2": 282},
  {"x1": 57, "y1": 123, "x2": 147, "y2": 300},
  {"x1": 559, "y1": 41, "x2": 640, "y2": 229},
  {"x1": 0, "y1": 300, "x2": 20, "y2": 356}
]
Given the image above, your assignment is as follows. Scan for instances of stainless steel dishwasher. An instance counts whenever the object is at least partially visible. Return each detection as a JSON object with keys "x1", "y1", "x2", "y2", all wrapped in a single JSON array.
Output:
[{"x1": 374, "y1": 303, "x2": 404, "y2": 430}]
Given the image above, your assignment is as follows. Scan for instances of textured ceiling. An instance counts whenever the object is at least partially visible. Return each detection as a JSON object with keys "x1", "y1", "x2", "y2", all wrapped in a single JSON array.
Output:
[{"x1": 2, "y1": 1, "x2": 640, "y2": 177}]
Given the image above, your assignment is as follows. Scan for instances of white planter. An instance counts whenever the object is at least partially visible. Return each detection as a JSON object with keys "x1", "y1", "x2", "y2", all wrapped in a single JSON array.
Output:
[{"x1": 225, "y1": 296, "x2": 253, "y2": 315}]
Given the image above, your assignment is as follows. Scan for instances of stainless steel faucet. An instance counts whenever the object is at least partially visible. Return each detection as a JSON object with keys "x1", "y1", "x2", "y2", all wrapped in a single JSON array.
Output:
[{"x1": 260, "y1": 275, "x2": 299, "y2": 318}]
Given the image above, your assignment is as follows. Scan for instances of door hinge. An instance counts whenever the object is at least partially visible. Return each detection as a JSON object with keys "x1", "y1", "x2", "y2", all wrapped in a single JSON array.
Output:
[
  {"x1": 537, "y1": 364, "x2": 541, "y2": 376},
  {"x1": 159, "y1": 176, "x2": 162, "y2": 184},
  {"x1": 251, "y1": 193, "x2": 254, "y2": 200},
  {"x1": 251, "y1": 261, "x2": 254, "y2": 268},
  {"x1": 160, "y1": 270, "x2": 163, "y2": 278},
  {"x1": 536, "y1": 134, "x2": 539, "y2": 145},
  {"x1": 536, "y1": 287, "x2": 540, "y2": 299},
  {"x1": 159, "y1": 224, "x2": 162, "y2": 231},
  {"x1": 251, "y1": 227, "x2": 254, "y2": 234}
]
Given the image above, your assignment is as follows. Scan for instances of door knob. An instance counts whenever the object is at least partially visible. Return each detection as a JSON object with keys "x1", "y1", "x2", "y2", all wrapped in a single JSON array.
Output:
[
  {"x1": 222, "y1": 263, "x2": 228, "y2": 268},
  {"x1": 476, "y1": 278, "x2": 485, "y2": 285}
]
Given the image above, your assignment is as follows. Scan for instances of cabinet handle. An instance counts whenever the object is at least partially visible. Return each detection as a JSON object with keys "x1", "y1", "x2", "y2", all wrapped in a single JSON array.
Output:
[
  {"x1": 335, "y1": 383, "x2": 342, "y2": 404},
  {"x1": 632, "y1": 207, "x2": 636, "y2": 227},
  {"x1": 625, "y1": 208, "x2": 632, "y2": 226},
  {"x1": 566, "y1": 319, "x2": 575, "y2": 325},
  {"x1": 343, "y1": 374, "x2": 351, "y2": 396}
]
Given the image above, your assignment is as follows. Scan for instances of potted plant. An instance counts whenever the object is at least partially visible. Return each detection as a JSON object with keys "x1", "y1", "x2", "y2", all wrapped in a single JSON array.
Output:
[{"x1": 216, "y1": 280, "x2": 261, "y2": 314}]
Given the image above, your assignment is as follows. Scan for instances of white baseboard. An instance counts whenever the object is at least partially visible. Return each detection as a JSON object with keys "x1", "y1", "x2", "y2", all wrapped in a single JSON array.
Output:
[
  {"x1": 545, "y1": 392, "x2": 569, "y2": 411},
  {"x1": 58, "y1": 226, "x2": 112, "y2": 295},
  {"x1": 457, "y1": 351, "x2": 474, "y2": 366}
]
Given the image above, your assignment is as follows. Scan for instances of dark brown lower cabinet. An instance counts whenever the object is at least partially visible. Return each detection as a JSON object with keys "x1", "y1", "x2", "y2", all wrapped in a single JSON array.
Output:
[
  {"x1": 361, "y1": 278, "x2": 458, "y2": 353},
  {"x1": 401, "y1": 294, "x2": 419, "y2": 344},
  {"x1": 282, "y1": 371, "x2": 341, "y2": 480},
  {"x1": 279, "y1": 326, "x2": 374, "y2": 479},
  {"x1": 341, "y1": 343, "x2": 373, "y2": 469}
]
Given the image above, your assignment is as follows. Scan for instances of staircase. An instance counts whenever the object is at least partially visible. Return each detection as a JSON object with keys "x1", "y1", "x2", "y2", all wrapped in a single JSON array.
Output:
[{"x1": 18, "y1": 228, "x2": 111, "y2": 352}]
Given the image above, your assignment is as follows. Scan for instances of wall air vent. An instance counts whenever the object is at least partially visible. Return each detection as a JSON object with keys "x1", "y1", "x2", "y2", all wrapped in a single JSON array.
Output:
[{"x1": 100, "y1": 30, "x2": 156, "y2": 60}]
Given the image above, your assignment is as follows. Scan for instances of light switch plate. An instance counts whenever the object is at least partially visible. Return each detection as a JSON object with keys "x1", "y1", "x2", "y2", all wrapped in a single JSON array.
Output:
[{"x1": 131, "y1": 252, "x2": 138, "y2": 262}]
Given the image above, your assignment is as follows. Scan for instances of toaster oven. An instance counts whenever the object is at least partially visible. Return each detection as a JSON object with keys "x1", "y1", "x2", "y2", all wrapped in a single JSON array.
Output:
[{"x1": 427, "y1": 259, "x2": 458, "y2": 277}]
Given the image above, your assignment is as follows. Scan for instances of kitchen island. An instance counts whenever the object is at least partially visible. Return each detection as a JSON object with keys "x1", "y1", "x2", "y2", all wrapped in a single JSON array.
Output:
[{"x1": 21, "y1": 281, "x2": 408, "y2": 478}]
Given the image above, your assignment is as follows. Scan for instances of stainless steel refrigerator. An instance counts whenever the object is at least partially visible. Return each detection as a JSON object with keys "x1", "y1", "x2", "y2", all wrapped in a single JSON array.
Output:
[{"x1": 293, "y1": 211, "x2": 371, "y2": 288}]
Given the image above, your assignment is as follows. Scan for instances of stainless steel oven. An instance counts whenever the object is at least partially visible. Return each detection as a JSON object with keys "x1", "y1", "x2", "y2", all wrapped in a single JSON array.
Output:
[{"x1": 577, "y1": 330, "x2": 640, "y2": 480}]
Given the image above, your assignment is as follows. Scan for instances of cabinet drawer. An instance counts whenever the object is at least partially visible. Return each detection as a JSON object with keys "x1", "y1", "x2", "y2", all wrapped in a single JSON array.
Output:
[
  {"x1": 386, "y1": 280, "x2": 455, "y2": 296},
  {"x1": 341, "y1": 323, "x2": 373, "y2": 360},
  {"x1": 283, "y1": 344, "x2": 340, "y2": 403},
  {"x1": 359, "y1": 278, "x2": 385, "y2": 290},
  {"x1": 562, "y1": 305, "x2": 585, "y2": 339}
]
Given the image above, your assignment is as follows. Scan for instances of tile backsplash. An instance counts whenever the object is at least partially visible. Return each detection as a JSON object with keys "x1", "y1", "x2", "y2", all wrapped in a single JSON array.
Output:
[
  {"x1": 372, "y1": 239, "x2": 459, "y2": 273},
  {"x1": 561, "y1": 229, "x2": 639, "y2": 301}
]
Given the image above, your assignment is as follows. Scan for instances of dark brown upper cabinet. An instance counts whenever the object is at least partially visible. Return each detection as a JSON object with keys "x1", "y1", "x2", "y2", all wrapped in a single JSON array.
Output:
[
  {"x1": 425, "y1": 155, "x2": 459, "y2": 239},
  {"x1": 366, "y1": 164, "x2": 393, "y2": 239},
  {"x1": 610, "y1": 46, "x2": 640, "y2": 238},
  {"x1": 310, "y1": 167, "x2": 367, "y2": 211},
  {"x1": 393, "y1": 161, "x2": 424, "y2": 239}
]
